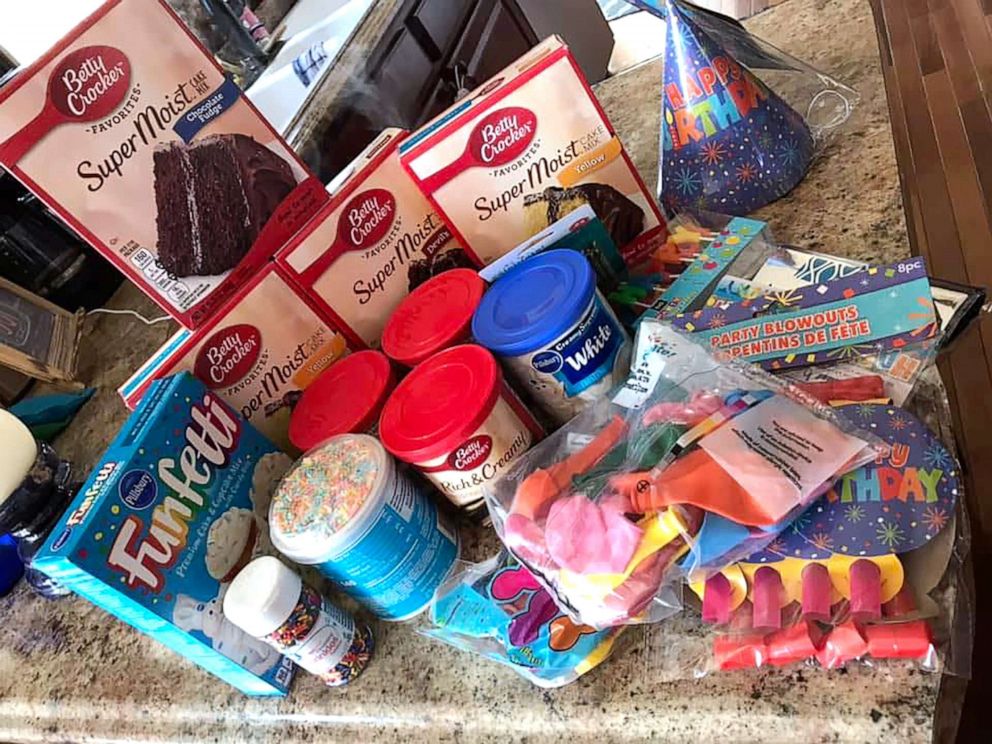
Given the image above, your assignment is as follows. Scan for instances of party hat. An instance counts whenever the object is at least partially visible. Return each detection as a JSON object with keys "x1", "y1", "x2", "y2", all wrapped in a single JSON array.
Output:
[{"x1": 653, "y1": 0, "x2": 815, "y2": 215}]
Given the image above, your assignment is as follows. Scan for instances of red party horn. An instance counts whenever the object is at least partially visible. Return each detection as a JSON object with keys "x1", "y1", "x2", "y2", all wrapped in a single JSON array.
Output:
[
  {"x1": 793, "y1": 376, "x2": 885, "y2": 404},
  {"x1": 702, "y1": 572, "x2": 733, "y2": 625},
  {"x1": 864, "y1": 620, "x2": 933, "y2": 659},
  {"x1": 815, "y1": 620, "x2": 868, "y2": 669},
  {"x1": 766, "y1": 620, "x2": 821, "y2": 666},
  {"x1": 752, "y1": 566, "x2": 784, "y2": 630},
  {"x1": 882, "y1": 584, "x2": 918, "y2": 617},
  {"x1": 1, "y1": 46, "x2": 132, "y2": 164},
  {"x1": 801, "y1": 563, "x2": 833, "y2": 622},
  {"x1": 714, "y1": 633, "x2": 766, "y2": 670},
  {"x1": 849, "y1": 560, "x2": 882, "y2": 621}
]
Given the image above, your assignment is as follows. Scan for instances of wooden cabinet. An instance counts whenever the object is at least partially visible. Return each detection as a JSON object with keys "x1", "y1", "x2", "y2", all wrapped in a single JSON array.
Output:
[{"x1": 305, "y1": 0, "x2": 611, "y2": 182}]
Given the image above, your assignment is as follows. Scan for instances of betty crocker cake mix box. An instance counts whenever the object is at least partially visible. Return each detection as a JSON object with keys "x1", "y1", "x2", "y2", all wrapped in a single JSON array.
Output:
[
  {"x1": 118, "y1": 264, "x2": 351, "y2": 452},
  {"x1": 276, "y1": 128, "x2": 470, "y2": 349},
  {"x1": 401, "y1": 37, "x2": 669, "y2": 269},
  {"x1": 34, "y1": 372, "x2": 297, "y2": 696},
  {"x1": 0, "y1": 0, "x2": 328, "y2": 328}
]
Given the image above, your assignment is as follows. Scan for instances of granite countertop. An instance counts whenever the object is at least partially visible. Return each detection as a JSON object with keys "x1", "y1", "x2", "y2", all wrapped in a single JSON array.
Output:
[{"x1": 0, "y1": 0, "x2": 959, "y2": 741}]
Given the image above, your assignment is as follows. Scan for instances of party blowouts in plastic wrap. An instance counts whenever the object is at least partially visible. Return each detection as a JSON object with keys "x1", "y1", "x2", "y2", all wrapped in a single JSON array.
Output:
[{"x1": 653, "y1": 0, "x2": 815, "y2": 215}]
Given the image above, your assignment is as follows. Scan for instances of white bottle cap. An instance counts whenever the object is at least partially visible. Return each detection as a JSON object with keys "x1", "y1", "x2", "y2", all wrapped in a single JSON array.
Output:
[
  {"x1": 0, "y1": 410, "x2": 38, "y2": 504},
  {"x1": 223, "y1": 556, "x2": 304, "y2": 638}
]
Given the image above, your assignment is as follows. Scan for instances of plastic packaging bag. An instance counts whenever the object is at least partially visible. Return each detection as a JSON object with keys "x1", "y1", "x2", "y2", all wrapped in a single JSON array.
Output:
[
  {"x1": 422, "y1": 551, "x2": 628, "y2": 687},
  {"x1": 486, "y1": 320, "x2": 882, "y2": 629},
  {"x1": 680, "y1": 373, "x2": 970, "y2": 677}
]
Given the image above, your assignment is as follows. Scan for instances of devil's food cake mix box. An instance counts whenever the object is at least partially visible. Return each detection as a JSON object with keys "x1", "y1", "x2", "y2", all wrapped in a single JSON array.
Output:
[
  {"x1": 118, "y1": 265, "x2": 350, "y2": 452},
  {"x1": 0, "y1": 0, "x2": 327, "y2": 328},
  {"x1": 34, "y1": 373, "x2": 297, "y2": 695},
  {"x1": 401, "y1": 37, "x2": 668, "y2": 269},
  {"x1": 277, "y1": 128, "x2": 470, "y2": 349}
]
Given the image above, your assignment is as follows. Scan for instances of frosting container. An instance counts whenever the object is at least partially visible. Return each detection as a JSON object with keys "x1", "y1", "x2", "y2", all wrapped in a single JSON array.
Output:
[
  {"x1": 224, "y1": 556, "x2": 374, "y2": 687},
  {"x1": 472, "y1": 250, "x2": 630, "y2": 426},
  {"x1": 379, "y1": 344, "x2": 542, "y2": 513},
  {"x1": 269, "y1": 434, "x2": 458, "y2": 620},
  {"x1": 381, "y1": 268, "x2": 485, "y2": 367},
  {"x1": 288, "y1": 350, "x2": 396, "y2": 451}
]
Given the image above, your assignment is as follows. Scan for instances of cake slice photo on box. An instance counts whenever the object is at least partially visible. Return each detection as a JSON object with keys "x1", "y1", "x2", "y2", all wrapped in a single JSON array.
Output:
[
  {"x1": 153, "y1": 133, "x2": 298, "y2": 278},
  {"x1": 0, "y1": 0, "x2": 328, "y2": 328}
]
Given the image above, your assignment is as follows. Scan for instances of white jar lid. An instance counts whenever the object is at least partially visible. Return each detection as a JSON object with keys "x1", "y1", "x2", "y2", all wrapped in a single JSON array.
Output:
[
  {"x1": 222, "y1": 556, "x2": 303, "y2": 638},
  {"x1": 0, "y1": 410, "x2": 37, "y2": 504}
]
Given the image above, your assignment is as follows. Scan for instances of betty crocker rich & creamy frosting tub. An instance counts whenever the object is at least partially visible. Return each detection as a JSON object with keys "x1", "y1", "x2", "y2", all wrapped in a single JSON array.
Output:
[
  {"x1": 472, "y1": 250, "x2": 630, "y2": 427},
  {"x1": 0, "y1": 0, "x2": 326, "y2": 328},
  {"x1": 379, "y1": 344, "x2": 543, "y2": 513},
  {"x1": 269, "y1": 434, "x2": 459, "y2": 621}
]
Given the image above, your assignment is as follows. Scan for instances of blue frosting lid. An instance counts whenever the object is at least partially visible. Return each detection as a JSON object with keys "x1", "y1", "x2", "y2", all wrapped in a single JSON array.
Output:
[{"x1": 471, "y1": 250, "x2": 597, "y2": 357}]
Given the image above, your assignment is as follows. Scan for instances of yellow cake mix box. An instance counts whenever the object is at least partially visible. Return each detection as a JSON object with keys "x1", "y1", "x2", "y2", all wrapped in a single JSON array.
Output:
[
  {"x1": 276, "y1": 128, "x2": 470, "y2": 349},
  {"x1": 0, "y1": 0, "x2": 327, "y2": 328},
  {"x1": 119, "y1": 264, "x2": 349, "y2": 452},
  {"x1": 400, "y1": 37, "x2": 668, "y2": 269}
]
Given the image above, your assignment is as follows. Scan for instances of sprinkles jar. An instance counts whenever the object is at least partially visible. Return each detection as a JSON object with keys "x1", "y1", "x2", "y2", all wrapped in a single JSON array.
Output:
[
  {"x1": 268, "y1": 434, "x2": 459, "y2": 620},
  {"x1": 224, "y1": 557, "x2": 372, "y2": 687}
]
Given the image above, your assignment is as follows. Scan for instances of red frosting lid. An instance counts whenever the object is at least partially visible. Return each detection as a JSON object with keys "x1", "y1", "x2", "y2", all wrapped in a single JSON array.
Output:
[
  {"x1": 288, "y1": 351, "x2": 396, "y2": 451},
  {"x1": 379, "y1": 344, "x2": 502, "y2": 463},
  {"x1": 381, "y1": 269, "x2": 485, "y2": 366}
]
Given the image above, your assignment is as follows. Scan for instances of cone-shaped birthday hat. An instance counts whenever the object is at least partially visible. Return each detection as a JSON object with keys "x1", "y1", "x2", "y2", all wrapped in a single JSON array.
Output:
[{"x1": 653, "y1": 0, "x2": 815, "y2": 215}]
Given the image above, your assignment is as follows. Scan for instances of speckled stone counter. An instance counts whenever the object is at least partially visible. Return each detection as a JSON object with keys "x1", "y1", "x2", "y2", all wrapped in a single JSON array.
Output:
[{"x1": 0, "y1": 0, "x2": 958, "y2": 741}]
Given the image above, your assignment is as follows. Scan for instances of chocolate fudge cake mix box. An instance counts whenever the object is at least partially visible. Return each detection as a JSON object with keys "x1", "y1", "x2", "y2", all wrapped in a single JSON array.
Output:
[
  {"x1": 0, "y1": 0, "x2": 327, "y2": 329},
  {"x1": 33, "y1": 372, "x2": 297, "y2": 695},
  {"x1": 276, "y1": 128, "x2": 469, "y2": 349},
  {"x1": 119, "y1": 264, "x2": 350, "y2": 452},
  {"x1": 400, "y1": 37, "x2": 668, "y2": 269}
]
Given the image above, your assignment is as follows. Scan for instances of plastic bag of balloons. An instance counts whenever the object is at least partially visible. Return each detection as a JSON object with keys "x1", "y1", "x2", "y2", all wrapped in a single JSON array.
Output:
[{"x1": 485, "y1": 320, "x2": 883, "y2": 629}]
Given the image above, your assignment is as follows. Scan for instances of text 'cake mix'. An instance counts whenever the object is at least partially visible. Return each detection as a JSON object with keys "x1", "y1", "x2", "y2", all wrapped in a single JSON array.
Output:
[
  {"x1": 401, "y1": 37, "x2": 668, "y2": 269},
  {"x1": 119, "y1": 265, "x2": 350, "y2": 452},
  {"x1": 0, "y1": 0, "x2": 327, "y2": 328},
  {"x1": 277, "y1": 129, "x2": 470, "y2": 349}
]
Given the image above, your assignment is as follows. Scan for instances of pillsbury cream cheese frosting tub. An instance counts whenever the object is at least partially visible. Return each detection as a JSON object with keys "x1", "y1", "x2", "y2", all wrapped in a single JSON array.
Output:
[
  {"x1": 472, "y1": 250, "x2": 630, "y2": 426},
  {"x1": 268, "y1": 434, "x2": 458, "y2": 621}
]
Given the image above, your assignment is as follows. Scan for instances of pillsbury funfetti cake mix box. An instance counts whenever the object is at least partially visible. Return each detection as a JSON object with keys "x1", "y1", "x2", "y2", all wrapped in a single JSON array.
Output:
[
  {"x1": 0, "y1": 0, "x2": 327, "y2": 329},
  {"x1": 34, "y1": 373, "x2": 296, "y2": 696}
]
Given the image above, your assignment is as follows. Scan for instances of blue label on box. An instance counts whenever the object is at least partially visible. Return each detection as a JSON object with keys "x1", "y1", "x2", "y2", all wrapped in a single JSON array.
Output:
[{"x1": 674, "y1": 258, "x2": 938, "y2": 370}]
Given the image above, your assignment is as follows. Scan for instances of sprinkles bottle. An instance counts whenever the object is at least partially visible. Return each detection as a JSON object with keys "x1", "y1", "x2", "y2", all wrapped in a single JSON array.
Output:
[{"x1": 223, "y1": 556, "x2": 373, "y2": 687}]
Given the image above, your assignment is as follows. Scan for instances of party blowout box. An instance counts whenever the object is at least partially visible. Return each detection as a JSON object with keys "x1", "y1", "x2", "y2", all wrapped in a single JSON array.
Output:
[
  {"x1": 34, "y1": 373, "x2": 297, "y2": 696},
  {"x1": 400, "y1": 37, "x2": 668, "y2": 269},
  {"x1": 277, "y1": 128, "x2": 468, "y2": 349},
  {"x1": 119, "y1": 265, "x2": 350, "y2": 452},
  {"x1": 0, "y1": 0, "x2": 328, "y2": 328}
]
